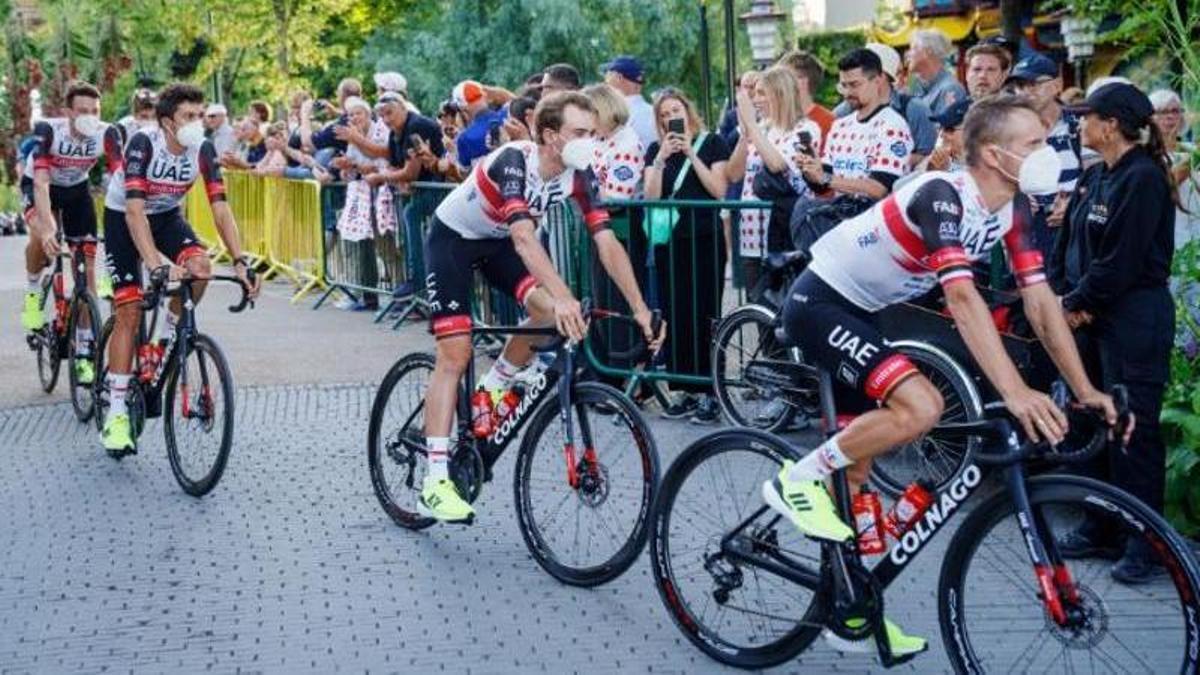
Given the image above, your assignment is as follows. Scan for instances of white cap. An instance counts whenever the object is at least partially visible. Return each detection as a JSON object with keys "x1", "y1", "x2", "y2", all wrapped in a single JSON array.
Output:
[
  {"x1": 374, "y1": 71, "x2": 408, "y2": 93},
  {"x1": 205, "y1": 103, "x2": 227, "y2": 116},
  {"x1": 866, "y1": 42, "x2": 902, "y2": 81}
]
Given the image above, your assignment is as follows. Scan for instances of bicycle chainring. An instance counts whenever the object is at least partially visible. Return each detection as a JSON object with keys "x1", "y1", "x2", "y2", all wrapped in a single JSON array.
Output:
[
  {"x1": 826, "y1": 558, "x2": 883, "y2": 641},
  {"x1": 450, "y1": 443, "x2": 485, "y2": 504}
]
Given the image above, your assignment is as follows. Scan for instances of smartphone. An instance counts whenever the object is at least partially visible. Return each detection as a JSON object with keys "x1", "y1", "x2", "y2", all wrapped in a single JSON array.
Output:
[
  {"x1": 798, "y1": 131, "x2": 814, "y2": 157},
  {"x1": 407, "y1": 133, "x2": 423, "y2": 152},
  {"x1": 487, "y1": 122, "x2": 502, "y2": 148},
  {"x1": 667, "y1": 118, "x2": 685, "y2": 136}
]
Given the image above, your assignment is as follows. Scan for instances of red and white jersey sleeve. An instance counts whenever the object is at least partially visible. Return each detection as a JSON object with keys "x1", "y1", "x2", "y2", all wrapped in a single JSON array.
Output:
[{"x1": 592, "y1": 125, "x2": 643, "y2": 200}]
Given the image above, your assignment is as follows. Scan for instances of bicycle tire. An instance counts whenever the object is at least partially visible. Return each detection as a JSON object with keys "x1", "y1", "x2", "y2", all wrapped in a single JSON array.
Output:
[
  {"x1": 35, "y1": 277, "x2": 61, "y2": 394},
  {"x1": 164, "y1": 334, "x2": 235, "y2": 496},
  {"x1": 869, "y1": 341, "x2": 982, "y2": 497},
  {"x1": 67, "y1": 292, "x2": 102, "y2": 422},
  {"x1": 649, "y1": 428, "x2": 825, "y2": 669},
  {"x1": 513, "y1": 381, "x2": 658, "y2": 587},
  {"x1": 367, "y1": 352, "x2": 438, "y2": 531},
  {"x1": 938, "y1": 474, "x2": 1200, "y2": 674},
  {"x1": 711, "y1": 304, "x2": 803, "y2": 433},
  {"x1": 93, "y1": 315, "x2": 115, "y2": 432}
]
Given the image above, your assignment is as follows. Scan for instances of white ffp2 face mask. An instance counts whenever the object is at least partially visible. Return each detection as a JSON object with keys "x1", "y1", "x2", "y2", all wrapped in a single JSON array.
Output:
[
  {"x1": 73, "y1": 114, "x2": 101, "y2": 137},
  {"x1": 560, "y1": 137, "x2": 596, "y2": 171},
  {"x1": 998, "y1": 144, "x2": 1061, "y2": 196},
  {"x1": 176, "y1": 120, "x2": 206, "y2": 149}
]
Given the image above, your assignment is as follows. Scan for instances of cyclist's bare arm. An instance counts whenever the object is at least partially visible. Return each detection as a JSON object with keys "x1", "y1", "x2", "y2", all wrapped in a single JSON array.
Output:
[
  {"x1": 510, "y1": 218, "x2": 585, "y2": 340},
  {"x1": 943, "y1": 280, "x2": 1066, "y2": 443},
  {"x1": 1019, "y1": 282, "x2": 1118, "y2": 424},
  {"x1": 32, "y1": 169, "x2": 57, "y2": 253}
]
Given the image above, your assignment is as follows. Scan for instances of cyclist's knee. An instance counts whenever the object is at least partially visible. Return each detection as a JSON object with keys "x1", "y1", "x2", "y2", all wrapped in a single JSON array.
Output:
[
  {"x1": 186, "y1": 255, "x2": 212, "y2": 278},
  {"x1": 435, "y1": 336, "x2": 471, "y2": 374},
  {"x1": 113, "y1": 301, "x2": 141, "y2": 331},
  {"x1": 887, "y1": 376, "x2": 943, "y2": 440},
  {"x1": 524, "y1": 287, "x2": 553, "y2": 323}
]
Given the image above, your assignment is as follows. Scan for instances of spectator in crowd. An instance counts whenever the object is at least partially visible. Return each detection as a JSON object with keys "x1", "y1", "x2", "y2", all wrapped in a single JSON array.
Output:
[
  {"x1": 925, "y1": 96, "x2": 971, "y2": 172},
  {"x1": 374, "y1": 71, "x2": 422, "y2": 115},
  {"x1": 777, "y1": 50, "x2": 835, "y2": 151},
  {"x1": 583, "y1": 84, "x2": 644, "y2": 200},
  {"x1": 644, "y1": 89, "x2": 729, "y2": 423},
  {"x1": 907, "y1": 28, "x2": 968, "y2": 117},
  {"x1": 286, "y1": 91, "x2": 309, "y2": 133},
  {"x1": 1053, "y1": 82, "x2": 1178, "y2": 583},
  {"x1": 1006, "y1": 52, "x2": 1081, "y2": 258},
  {"x1": 251, "y1": 122, "x2": 291, "y2": 176},
  {"x1": 831, "y1": 43, "x2": 934, "y2": 166},
  {"x1": 965, "y1": 43, "x2": 1010, "y2": 98},
  {"x1": 299, "y1": 77, "x2": 363, "y2": 161},
  {"x1": 221, "y1": 117, "x2": 267, "y2": 169},
  {"x1": 602, "y1": 55, "x2": 657, "y2": 147},
  {"x1": 452, "y1": 80, "x2": 514, "y2": 169},
  {"x1": 727, "y1": 66, "x2": 821, "y2": 287},
  {"x1": 116, "y1": 87, "x2": 157, "y2": 146},
  {"x1": 435, "y1": 99, "x2": 465, "y2": 167},
  {"x1": 980, "y1": 34, "x2": 1019, "y2": 67},
  {"x1": 248, "y1": 99, "x2": 273, "y2": 124},
  {"x1": 1061, "y1": 86, "x2": 1086, "y2": 106},
  {"x1": 540, "y1": 63, "x2": 581, "y2": 95},
  {"x1": 1150, "y1": 88, "x2": 1200, "y2": 249},
  {"x1": 799, "y1": 48, "x2": 912, "y2": 201},
  {"x1": 715, "y1": 69, "x2": 762, "y2": 279},
  {"x1": 204, "y1": 103, "x2": 237, "y2": 156},
  {"x1": 502, "y1": 95, "x2": 538, "y2": 143}
]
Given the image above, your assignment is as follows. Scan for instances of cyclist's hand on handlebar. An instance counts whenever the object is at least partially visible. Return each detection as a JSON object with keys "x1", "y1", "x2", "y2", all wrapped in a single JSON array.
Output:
[
  {"x1": 234, "y1": 262, "x2": 261, "y2": 300},
  {"x1": 634, "y1": 307, "x2": 666, "y2": 354},
  {"x1": 167, "y1": 263, "x2": 188, "y2": 283},
  {"x1": 1005, "y1": 386, "x2": 1069, "y2": 446},
  {"x1": 1076, "y1": 387, "x2": 1135, "y2": 445},
  {"x1": 553, "y1": 296, "x2": 587, "y2": 342},
  {"x1": 39, "y1": 230, "x2": 60, "y2": 259}
]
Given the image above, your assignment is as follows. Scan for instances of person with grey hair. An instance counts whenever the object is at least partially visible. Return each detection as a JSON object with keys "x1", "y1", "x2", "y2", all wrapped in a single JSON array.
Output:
[
  {"x1": 1149, "y1": 88, "x2": 1200, "y2": 249},
  {"x1": 907, "y1": 28, "x2": 967, "y2": 117}
]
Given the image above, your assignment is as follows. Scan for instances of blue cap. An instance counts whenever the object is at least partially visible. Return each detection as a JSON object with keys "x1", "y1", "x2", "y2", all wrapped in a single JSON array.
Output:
[
  {"x1": 602, "y1": 56, "x2": 644, "y2": 84},
  {"x1": 1007, "y1": 53, "x2": 1058, "y2": 83},
  {"x1": 930, "y1": 97, "x2": 973, "y2": 129}
]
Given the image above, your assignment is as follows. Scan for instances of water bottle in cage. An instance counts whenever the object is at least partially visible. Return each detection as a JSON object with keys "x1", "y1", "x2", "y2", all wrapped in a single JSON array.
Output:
[
  {"x1": 852, "y1": 487, "x2": 886, "y2": 555},
  {"x1": 883, "y1": 480, "x2": 935, "y2": 537}
]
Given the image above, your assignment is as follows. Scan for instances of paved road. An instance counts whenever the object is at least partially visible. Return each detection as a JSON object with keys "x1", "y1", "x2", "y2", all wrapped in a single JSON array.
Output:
[{"x1": 0, "y1": 234, "x2": 1186, "y2": 673}]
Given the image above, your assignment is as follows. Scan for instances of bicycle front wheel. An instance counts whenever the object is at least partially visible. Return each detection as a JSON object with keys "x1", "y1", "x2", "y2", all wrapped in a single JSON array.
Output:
[
  {"x1": 164, "y1": 334, "x2": 235, "y2": 496},
  {"x1": 35, "y1": 277, "x2": 61, "y2": 394},
  {"x1": 513, "y1": 381, "x2": 658, "y2": 587},
  {"x1": 939, "y1": 474, "x2": 1200, "y2": 674},
  {"x1": 67, "y1": 292, "x2": 102, "y2": 422},
  {"x1": 649, "y1": 428, "x2": 824, "y2": 669}
]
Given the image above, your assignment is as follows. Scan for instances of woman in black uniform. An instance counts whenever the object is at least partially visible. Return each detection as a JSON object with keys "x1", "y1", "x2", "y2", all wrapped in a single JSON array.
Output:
[{"x1": 1052, "y1": 82, "x2": 1177, "y2": 584}]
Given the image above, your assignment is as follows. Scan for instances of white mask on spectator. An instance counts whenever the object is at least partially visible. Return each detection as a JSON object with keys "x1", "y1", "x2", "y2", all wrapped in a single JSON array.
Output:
[
  {"x1": 73, "y1": 114, "x2": 101, "y2": 137},
  {"x1": 176, "y1": 120, "x2": 207, "y2": 149},
  {"x1": 995, "y1": 144, "x2": 1060, "y2": 196},
  {"x1": 560, "y1": 137, "x2": 596, "y2": 171}
]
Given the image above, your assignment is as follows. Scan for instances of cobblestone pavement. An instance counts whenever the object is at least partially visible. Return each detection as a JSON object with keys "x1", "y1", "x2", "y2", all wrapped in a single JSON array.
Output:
[{"x1": 0, "y1": 383, "x2": 962, "y2": 674}]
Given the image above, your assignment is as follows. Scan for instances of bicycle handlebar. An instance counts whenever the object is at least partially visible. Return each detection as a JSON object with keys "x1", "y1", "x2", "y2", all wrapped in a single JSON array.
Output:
[
  {"x1": 527, "y1": 298, "x2": 662, "y2": 364},
  {"x1": 146, "y1": 265, "x2": 256, "y2": 313}
]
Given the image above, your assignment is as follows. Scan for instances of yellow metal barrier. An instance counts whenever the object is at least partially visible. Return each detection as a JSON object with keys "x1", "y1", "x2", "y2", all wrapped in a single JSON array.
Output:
[{"x1": 183, "y1": 171, "x2": 326, "y2": 303}]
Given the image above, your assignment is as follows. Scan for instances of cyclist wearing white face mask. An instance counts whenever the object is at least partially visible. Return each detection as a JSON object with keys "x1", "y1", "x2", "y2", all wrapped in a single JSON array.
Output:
[
  {"x1": 99, "y1": 83, "x2": 260, "y2": 455},
  {"x1": 19, "y1": 81, "x2": 123, "y2": 358},
  {"x1": 762, "y1": 95, "x2": 1123, "y2": 658},
  {"x1": 417, "y1": 91, "x2": 663, "y2": 523}
]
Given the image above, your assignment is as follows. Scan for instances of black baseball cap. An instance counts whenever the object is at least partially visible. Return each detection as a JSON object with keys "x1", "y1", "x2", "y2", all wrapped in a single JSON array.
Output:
[
  {"x1": 930, "y1": 97, "x2": 973, "y2": 129},
  {"x1": 980, "y1": 35, "x2": 1018, "y2": 55},
  {"x1": 1064, "y1": 82, "x2": 1154, "y2": 127}
]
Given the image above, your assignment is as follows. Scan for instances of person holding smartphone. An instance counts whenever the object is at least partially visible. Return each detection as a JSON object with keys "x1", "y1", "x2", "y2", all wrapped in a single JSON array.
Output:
[{"x1": 643, "y1": 89, "x2": 730, "y2": 423}]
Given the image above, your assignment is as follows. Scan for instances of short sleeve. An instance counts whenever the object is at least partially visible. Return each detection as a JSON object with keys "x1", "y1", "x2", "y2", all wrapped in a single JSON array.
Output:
[
  {"x1": 902, "y1": 178, "x2": 972, "y2": 288},
  {"x1": 1002, "y1": 194, "x2": 1046, "y2": 287},
  {"x1": 573, "y1": 168, "x2": 611, "y2": 235},
  {"x1": 29, "y1": 122, "x2": 54, "y2": 172},
  {"x1": 484, "y1": 147, "x2": 530, "y2": 224},
  {"x1": 123, "y1": 133, "x2": 153, "y2": 200},
  {"x1": 102, "y1": 125, "x2": 124, "y2": 174},
  {"x1": 198, "y1": 140, "x2": 227, "y2": 204},
  {"x1": 422, "y1": 117, "x2": 446, "y2": 158}
]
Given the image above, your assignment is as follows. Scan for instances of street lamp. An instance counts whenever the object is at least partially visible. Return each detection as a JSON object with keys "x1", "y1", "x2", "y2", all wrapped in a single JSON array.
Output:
[
  {"x1": 1061, "y1": 14, "x2": 1097, "y2": 88},
  {"x1": 740, "y1": 0, "x2": 787, "y2": 67}
]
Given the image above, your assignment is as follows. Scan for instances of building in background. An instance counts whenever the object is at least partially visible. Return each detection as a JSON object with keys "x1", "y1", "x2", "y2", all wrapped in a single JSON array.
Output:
[{"x1": 793, "y1": 0, "x2": 877, "y2": 32}]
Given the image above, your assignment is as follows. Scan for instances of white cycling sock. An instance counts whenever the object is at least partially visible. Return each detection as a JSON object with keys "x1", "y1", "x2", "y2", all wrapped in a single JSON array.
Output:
[
  {"x1": 107, "y1": 373, "x2": 131, "y2": 417},
  {"x1": 75, "y1": 328, "x2": 91, "y2": 353},
  {"x1": 480, "y1": 355, "x2": 520, "y2": 392},
  {"x1": 426, "y1": 437, "x2": 450, "y2": 482},
  {"x1": 26, "y1": 273, "x2": 41, "y2": 293},
  {"x1": 787, "y1": 435, "x2": 853, "y2": 482}
]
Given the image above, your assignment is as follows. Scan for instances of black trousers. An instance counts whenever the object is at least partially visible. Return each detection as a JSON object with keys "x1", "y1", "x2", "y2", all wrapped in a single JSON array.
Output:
[{"x1": 1074, "y1": 287, "x2": 1174, "y2": 514}]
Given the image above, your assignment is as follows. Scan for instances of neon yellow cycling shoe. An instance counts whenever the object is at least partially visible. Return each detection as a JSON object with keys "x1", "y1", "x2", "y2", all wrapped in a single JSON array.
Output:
[
  {"x1": 418, "y1": 477, "x2": 475, "y2": 523},
  {"x1": 21, "y1": 292, "x2": 44, "y2": 331},
  {"x1": 762, "y1": 460, "x2": 853, "y2": 542},
  {"x1": 102, "y1": 413, "x2": 136, "y2": 456},
  {"x1": 824, "y1": 617, "x2": 928, "y2": 658},
  {"x1": 96, "y1": 272, "x2": 113, "y2": 300},
  {"x1": 74, "y1": 359, "x2": 95, "y2": 385}
]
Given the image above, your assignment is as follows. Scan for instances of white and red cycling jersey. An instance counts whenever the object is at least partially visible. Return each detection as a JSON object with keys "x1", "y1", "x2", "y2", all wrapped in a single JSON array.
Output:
[
  {"x1": 433, "y1": 141, "x2": 609, "y2": 239},
  {"x1": 104, "y1": 127, "x2": 225, "y2": 215},
  {"x1": 808, "y1": 170, "x2": 1045, "y2": 312},
  {"x1": 24, "y1": 118, "x2": 123, "y2": 187}
]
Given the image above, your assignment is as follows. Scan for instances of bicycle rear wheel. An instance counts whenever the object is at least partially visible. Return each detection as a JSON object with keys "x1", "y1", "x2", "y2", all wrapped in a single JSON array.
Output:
[
  {"x1": 649, "y1": 428, "x2": 825, "y2": 669},
  {"x1": 368, "y1": 352, "x2": 438, "y2": 531},
  {"x1": 164, "y1": 334, "x2": 234, "y2": 496},
  {"x1": 711, "y1": 304, "x2": 806, "y2": 432},
  {"x1": 513, "y1": 381, "x2": 658, "y2": 586},
  {"x1": 35, "y1": 277, "x2": 61, "y2": 394},
  {"x1": 67, "y1": 292, "x2": 102, "y2": 422},
  {"x1": 939, "y1": 474, "x2": 1200, "y2": 673},
  {"x1": 869, "y1": 341, "x2": 982, "y2": 497}
]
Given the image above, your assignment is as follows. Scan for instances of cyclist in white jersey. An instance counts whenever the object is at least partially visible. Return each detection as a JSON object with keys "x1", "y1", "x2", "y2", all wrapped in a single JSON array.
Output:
[
  {"x1": 418, "y1": 92, "x2": 662, "y2": 523},
  {"x1": 99, "y1": 83, "x2": 259, "y2": 455},
  {"x1": 20, "y1": 82, "x2": 123, "y2": 357},
  {"x1": 762, "y1": 95, "x2": 1126, "y2": 657}
]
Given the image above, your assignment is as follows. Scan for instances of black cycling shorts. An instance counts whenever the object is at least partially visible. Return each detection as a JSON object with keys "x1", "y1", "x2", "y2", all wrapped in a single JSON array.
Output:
[
  {"x1": 21, "y1": 177, "x2": 97, "y2": 242},
  {"x1": 781, "y1": 269, "x2": 919, "y2": 407},
  {"x1": 423, "y1": 218, "x2": 536, "y2": 338},
  {"x1": 103, "y1": 207, "x2": 206, "y2": 307}
]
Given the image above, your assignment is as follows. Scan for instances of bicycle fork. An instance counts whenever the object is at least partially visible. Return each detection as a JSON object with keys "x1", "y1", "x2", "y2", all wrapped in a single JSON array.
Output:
[
  {"x1": 1002, "y1": 459, "x2": 1080, "y2": 627},
  {"x1": 555, "y1": 346, "x2": 597, "y2": 490}
]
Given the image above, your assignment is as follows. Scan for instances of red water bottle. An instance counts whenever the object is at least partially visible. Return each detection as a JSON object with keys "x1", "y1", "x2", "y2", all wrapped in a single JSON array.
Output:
[
  {"x1": 470, "y1": 389, "x2": 495, "y2": 438},
  {"x1": 138, "y1": 343, "x2": 163, "y2": 383},
  {"x1": 884, "y1": 481, "x2": 935, "y2": 537},
  {"x1": 494, "y1": 389, "x2": 521, "y2": 422},
  {"x1": 852, "y1": 487, "x2": 886, "y2": 555}
]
